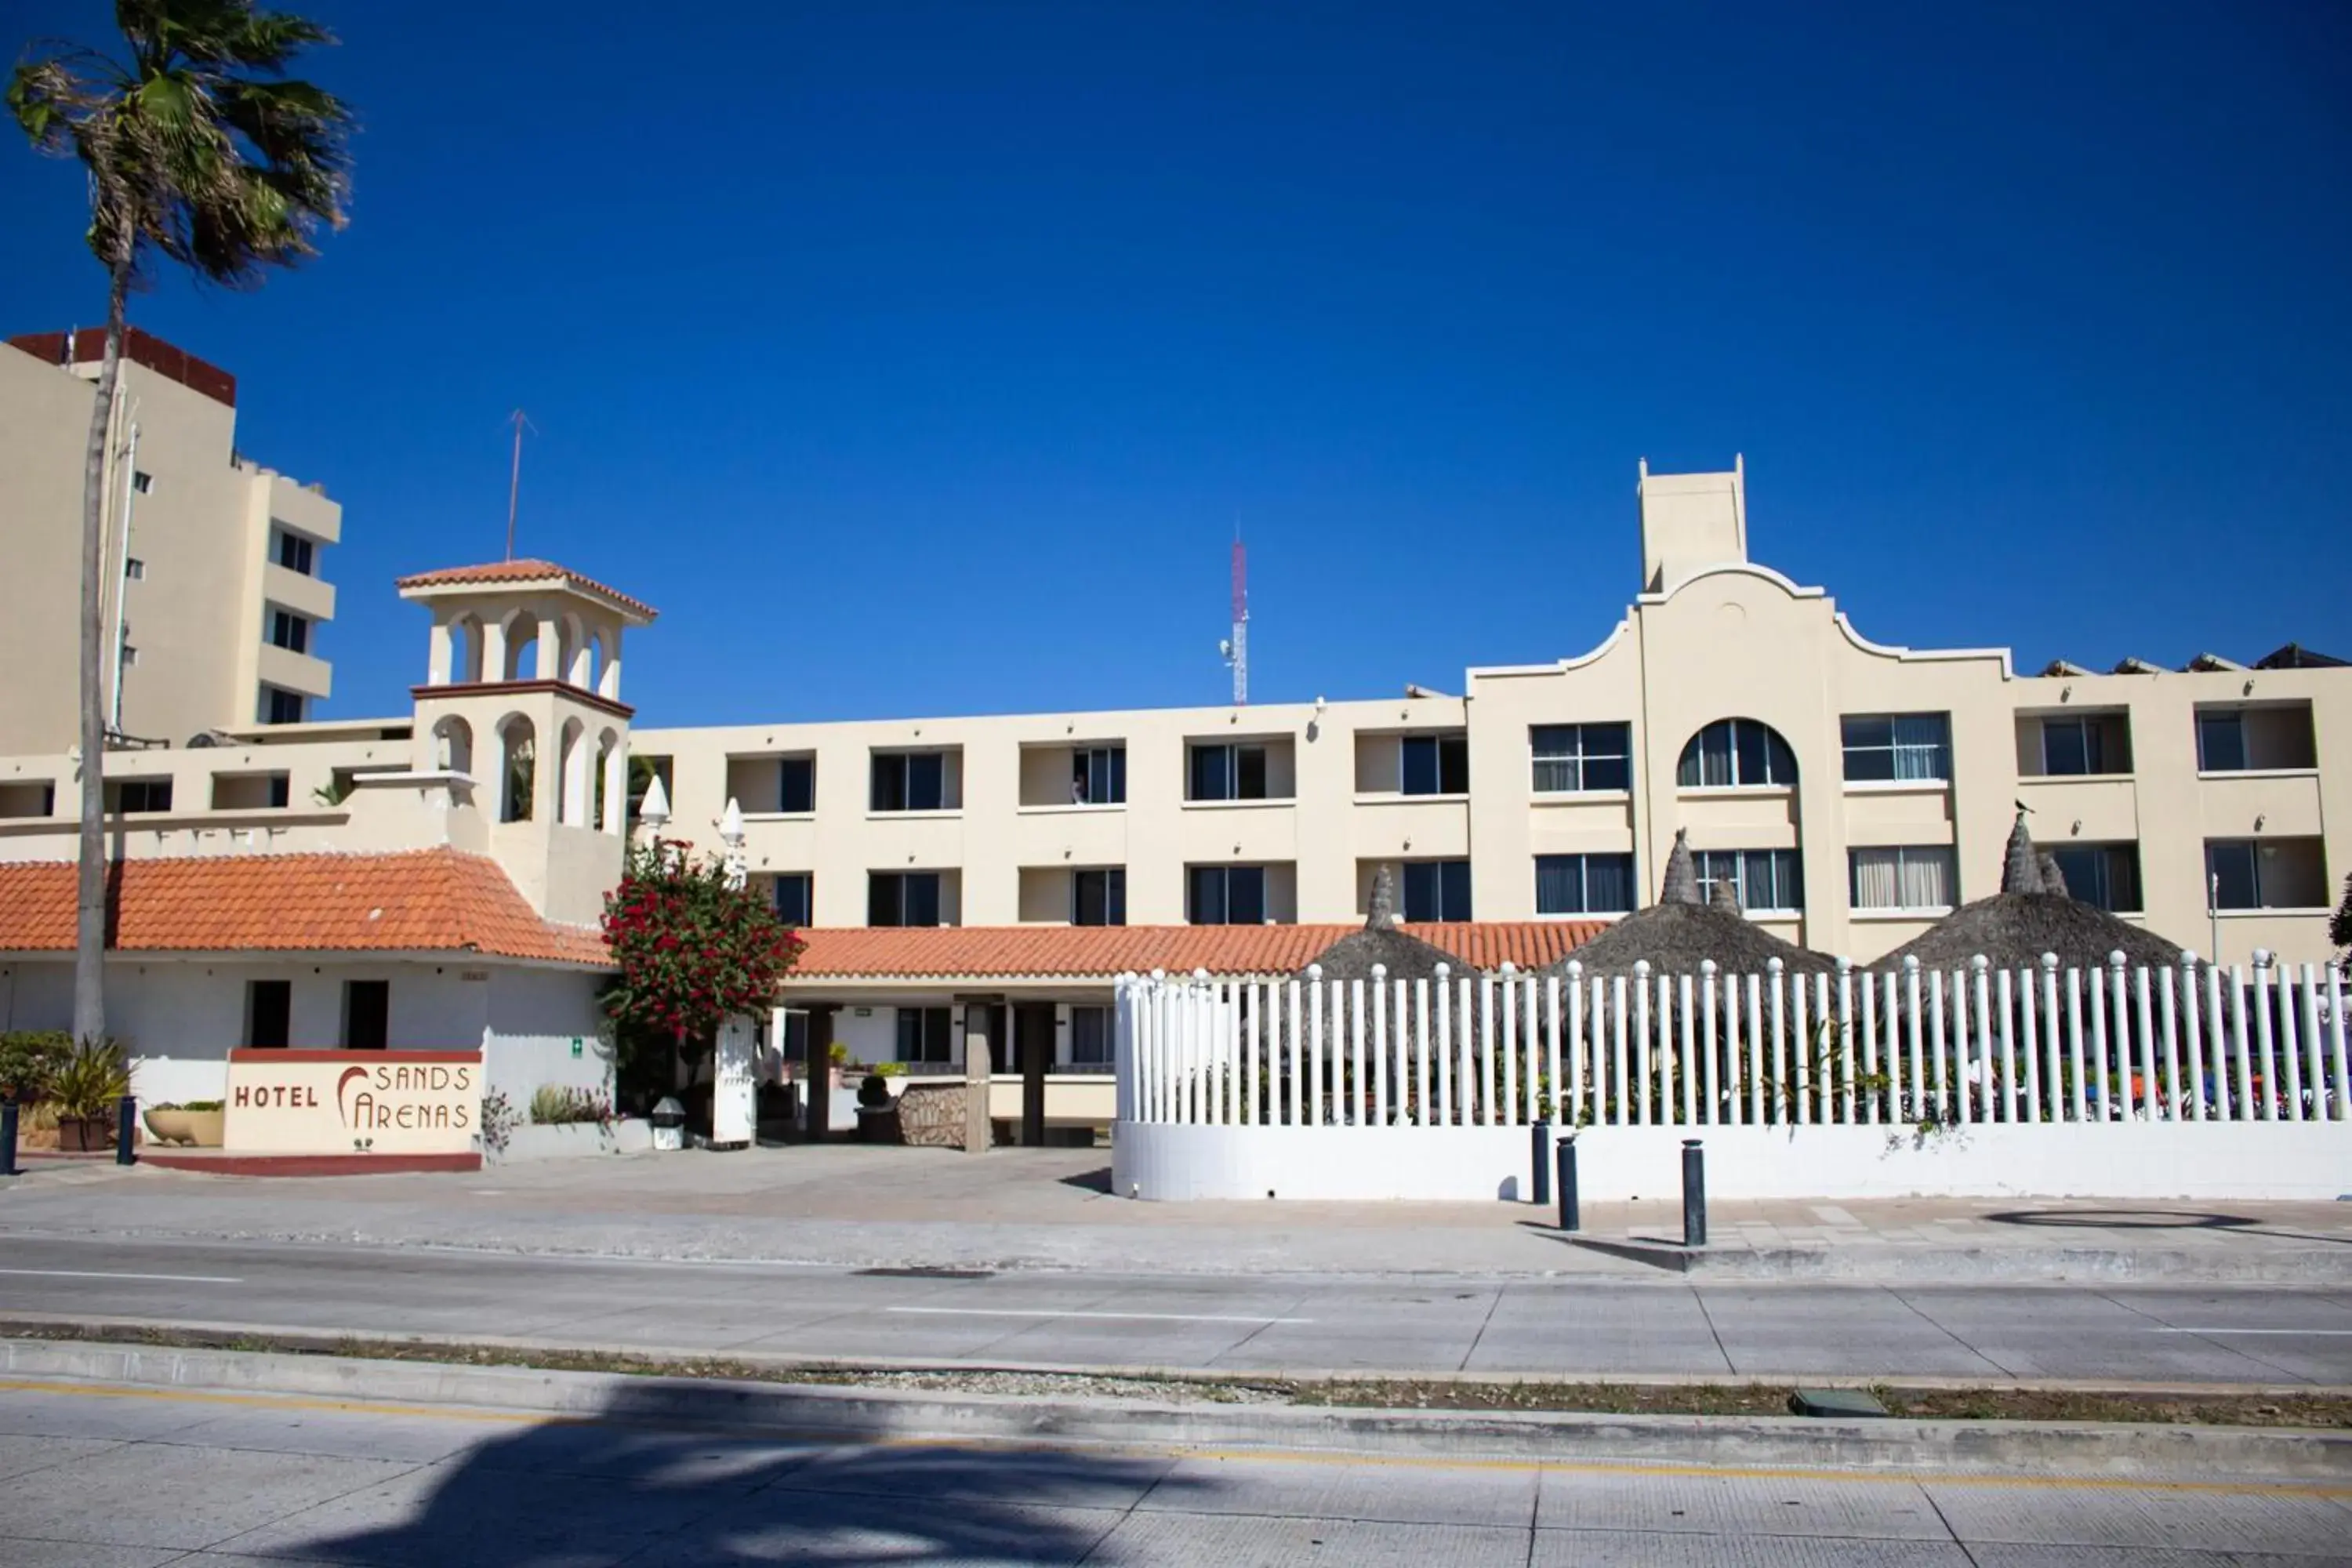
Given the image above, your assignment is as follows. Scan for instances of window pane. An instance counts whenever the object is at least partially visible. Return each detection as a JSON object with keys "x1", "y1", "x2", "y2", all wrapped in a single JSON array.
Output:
[
  {"x1": 1584, "y1": 853, "x2": 1633, "y2": 913},
  {"x1": 1735, "y1": 721, "x2": 1769, "y2": 786},
  {"x1": 907, "y1": 752, "x2": 944, "y2": 811},
  {"x1": 1845, "y1": 744, "x2": 1895, "y2": 782},
  {"x1": 1188, "y1": 865, "x2": 1225, "y2": 924},
  {"x1": 1109, "y1": 747, "x2": 1127, "y2": 804},
  {"x1": 1438, "y1": 735, "x2": 1469, "y2": 794},
  {"x1": 773, "y1": 874, "x2": 811, "y2": 925},
  {"x1": 1898, "y1": 848, "x2": 1953, "y2": 908},
  {"x1": 2207, "y1": 841, "x2": 2259, "y2": 909},
  {"x1": 2042, "y1": 721, "x2": 2086, "y2": 776},
  {"x1": 1070, "y1": 1007, "x2": 1111, "y2": 1065},
  {"x1": 1850, "y1": 848, "x2": 1899, "y2": 909},
  {"x1": 1190, "y1": 746, "x2": 1229, "y2": 801},
  {"x1": 869, "y1": 873, "x2": 900, "y2": 926},
  {"x1": 1400, "y1": 736, "x2": 1438, "y2": 796},
  {"x1": 1230, "y1": 866, "x2": 1267, "y2": 924},
  {"x1": 1582, "y1": 753, "x2": 1629, "y2": 792},
  {"x1": 344, "y1": 980, "x2": 389, "y2": 1051},
  {"x1": 1891, "y1": 714, "x2": 1950, "y2": 781},
  {"x1": 1237, "y1": 746, "x2": 1268, "y2": 800},
  {"x1": 871, "y1": 754, "x2": 904, "y2": 811},
  {"x1": 779, "y1": 757, "x2": 814, "y2": 814},
  {"x1": 896, "y1": 1008, "x2": 920, "y2": 1062},
  {"x1": 1534, "y1": 855, "x2": 1580, "y2": 914},
  {"x1": 1842, "y1": 716, "x2": 1893, "y2": 751},
  {"x1": 1403, "y1": 862, "x2": 1439, "y2": 921},
  {"x1": 905, "y1": 873, "x2": 941, "y2": 927},
  {"x1": 1440, "y1": 859, "x2": 1472, "y2": 920},
  {"x1": 1765, "y1": 728, "x2": 1798, "y2": 786},
  {"x1": 2198, "y1": 713, "x2": 2245, "y2": 772}
]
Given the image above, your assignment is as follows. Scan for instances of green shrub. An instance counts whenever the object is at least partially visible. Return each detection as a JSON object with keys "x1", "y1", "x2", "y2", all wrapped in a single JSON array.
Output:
[
  {"x1": 0, "y1": 1031, "x2": 73, "y2": 1103},
  {"x1": 873, "y1": 1061, "x2": 906, "y2": 1078},
  {"x1": 52, "y1": 1039, "x2": 130, "y2": 1120},
  {"x1": 182, "y1": 1100, "x2": 223, "y2": 1112},
  {"x1": 528, "y1": 1083, "x2": 612, "y2": 1126}
]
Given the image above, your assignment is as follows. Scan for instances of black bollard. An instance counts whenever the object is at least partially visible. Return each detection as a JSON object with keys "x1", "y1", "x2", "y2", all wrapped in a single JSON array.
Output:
[
  {"x1": 1681, "y1": 1138, "x2": 1706, "y2": 1247},
  {"x1": 1556, "y1": 1134, "x2": 1580, "y2": 1232},
  {"x1": 2, "y1": 1098, "x2": 18, "y2": 1176},
  {"x1": 1530, "y1": 1120, "x2": 1551, "y2": 1207},
  {"x1": 115, "y1": 1093, "x2": 137, "y2": 1166}
]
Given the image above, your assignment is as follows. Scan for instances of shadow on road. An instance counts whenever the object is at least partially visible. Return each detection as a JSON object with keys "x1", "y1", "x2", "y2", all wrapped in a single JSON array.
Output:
[{"x1": 299, "y1": 1377, "x2": 1207, "y2": 1565}]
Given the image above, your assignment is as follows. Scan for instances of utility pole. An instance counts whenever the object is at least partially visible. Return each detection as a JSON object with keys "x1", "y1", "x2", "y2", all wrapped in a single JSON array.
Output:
[{"x1": 504, "y1": 408, "x2": 536, "y2": 560}]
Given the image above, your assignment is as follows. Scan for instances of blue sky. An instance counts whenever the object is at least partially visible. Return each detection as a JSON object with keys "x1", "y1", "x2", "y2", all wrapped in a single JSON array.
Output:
[{"x1": 8, "y1": 2, "x2": 2348, "y2": 725}]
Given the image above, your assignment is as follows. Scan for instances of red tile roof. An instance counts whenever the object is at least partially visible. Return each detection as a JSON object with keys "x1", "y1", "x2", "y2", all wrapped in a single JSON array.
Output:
[
  {"x1": 787, "y1": 922, "x2": 1604, "y2": 982},
  {"x1": 394, "y1": 559, "x2": 659, "y2": 621},
  {"x1": 0, "y1": 851, "x2": 610, "y2": 966}
]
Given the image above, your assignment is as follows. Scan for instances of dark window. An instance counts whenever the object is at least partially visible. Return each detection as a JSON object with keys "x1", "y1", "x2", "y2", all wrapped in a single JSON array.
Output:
[
  {"x1": 1069, "y1": 1005, "x2": 1113, "y2": 1065},
  {"x1": 343, "y1": 980, "x2": 390, "y2": 1051},
  {"x1": 268, "y1": 609, "x2": 310, "y2": 654},
  {"x1": 2038, "y1": 716, "x2": 2130, "y2": 776},
  {"x1": 1073, "y1": 867, "x2": 1126, "y2": 926},
  {"x1": 1402, "y1": 860, "x2": 1472, "y2": 921},
  {"x1": 1841, "y1": 713, "x2": 1951, "y2": 782},
  {"x1": 895, "y1": 1006, "x2": 953, "y2": 1064},
  {"x1": 1534, "y1": 853, "x2": 1636, "y2": 915},
  {"x1": 2051, "y1": 844, "x2": 2143, "y2": 913},
  {"x1": 111, "y1": 778, "x2": 172, "y2": 814},
  {"x1": 273, "y1": 528, "x2": 314, "y2": 575},
  {"x1": 132, "y1": 470, "x2": 154, "y2": 495},
  {"x1": 778, "y1": 1010, "x2": 810, "y2": 1062},
  {"x1": 1678, "y1": 719, "x2": 1797, "y2": 788},
  {"x1": 1530, "y1": 724, "x2": 1631, "y2": 793},
  {"x1": 1072, "y1": 746, "x2": 1126, "y2": 804},
  {"x1": 1693, "y1": 848, "x2": 1805, "y2": 912},
  {"x1": 771, "y1": 873, "x2": 812, "y2": 926},
  {"x1": 869, "y1": 871, "x2": 943, "y2": 927},
  {"x1": 1399, "y1": 734, "x2": 1470, "y2": 796},
  {"x1": 2195, "y1": 712, "x2": 2246, "y2": 773},
  {"x1": 871, "y1": 750, "x2": 947, "y2": 811},
  {"x1": 248, "y1": 979, "x2": 292, "y2": 1049},
  {"x1": 267, "y1": 773, "x2": 290, "y2": 809},
  {"x1": 777, "y1": 756, "x2": 815, "y2": 813},
  {"x1": 262, "y1": 685, "x2": 306, "y2": 724},
  {"x1": 1188, "y1": 864, "x2": 1268, "y2": 924},
  {"x1": 2206, "y1": 840, "x2": 2259, "y2": 911},
  {"x1": 1189, "y1": 742, "x2": 1270, "y2": 801}
]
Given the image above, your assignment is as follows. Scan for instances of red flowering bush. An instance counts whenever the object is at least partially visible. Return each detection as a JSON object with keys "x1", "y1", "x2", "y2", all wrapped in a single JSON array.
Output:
[{"x1": 601, "y1": 839, "x2": 804, "y2": 1058}]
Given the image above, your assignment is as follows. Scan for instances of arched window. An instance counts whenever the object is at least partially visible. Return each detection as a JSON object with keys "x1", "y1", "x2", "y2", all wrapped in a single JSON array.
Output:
[
  {"x1": 1678, "y1": 718, "x2": 1797, "y2": 789},
  {"x1": 498, "y1": 715, "x2": 536, "y2": 822},
  {"x1": 557, "y1": 717, "x2": 588, "y2": 826},
  {"x1": 433, "y1": 714, "x2": 474, "y2": 775},
  {"x1": 501, "y1": 612, "x2": 538, "y2": 683},
  {"x1": 594, "y1": 728, "x2": 622, "y2": 833},
  {"x1": 447, "y1": 614, "x2": 485, "y2": 684}
]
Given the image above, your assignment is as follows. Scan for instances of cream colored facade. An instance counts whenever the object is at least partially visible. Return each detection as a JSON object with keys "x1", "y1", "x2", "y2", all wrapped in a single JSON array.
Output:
[
  {"x1": 0, "y1": 450, "x2": 2341, "y2": 967},
  {"x1": 0, "y1": 330, "x2": 339, "y2": 751},
  {"x1": 633, "y1": 460, "x2": 2349, "y2": 965}
]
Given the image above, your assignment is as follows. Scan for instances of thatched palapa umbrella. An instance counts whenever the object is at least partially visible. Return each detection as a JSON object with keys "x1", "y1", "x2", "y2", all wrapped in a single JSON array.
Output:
[
  {"x1": 1868, "y1": 814, "x2": 2184, "y2": 973},
  {"x1": 1544, "y1": 829, "x2": 1836, "y2": 981},
  {"x1": 1298, "y1": 864, "x2": 1465, "y2": 987}
]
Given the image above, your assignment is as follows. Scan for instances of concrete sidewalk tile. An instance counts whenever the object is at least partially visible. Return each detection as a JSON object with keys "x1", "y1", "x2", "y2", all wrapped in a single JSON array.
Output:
[
  {"x1": 1530, "y1": 1533, "x2": 1972, "y2": 1566},
  {"x1": 1919, "y1": 1481, "x2": 2352, "y2": 1554},
  {"x1": 0, "y1": 1432, "x2": 125, "y2": 1482},
  {"x1": 1087, "y1": 1512, "x2": 1534, "y2": 1566},
  {"x1": 0, "y1": 1540, "x2": 185, "y2": 1568},
  {"x1": 1140, "y1": 1454, "x2": 1539, "y2": 1528},
  {"x1": 166, "y1": 1406, "x2": 486, "y2": 1465},
  {"x1": 1537, "y1": 1470, "x2": 1950, "y2": 1541},
  {"x1": 622, "y1": 1493, "x2": 1123, "y2": 1566},
  {"x1": 1965, "y1": 1548, "x2": 2341, "y2": 1567},
  {"x1": 211, "y1": 1454, "x2": 735, "y2": 1567},
  {"x1": 0, "y1": 1388, "x2": 223, "y2": 1442},
  {"x1": 761, "y1": 1439, "x2": 1178, "y2": 1510},
  {"x1": 1, "y1": 1443, "x2": 419, "y2": 1550}
]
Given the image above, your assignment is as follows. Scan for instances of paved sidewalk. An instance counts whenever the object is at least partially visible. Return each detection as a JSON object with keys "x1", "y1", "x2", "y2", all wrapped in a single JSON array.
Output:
[{"x1": 4, "y1": 1145, "x2": 2350, "y2": 1281}]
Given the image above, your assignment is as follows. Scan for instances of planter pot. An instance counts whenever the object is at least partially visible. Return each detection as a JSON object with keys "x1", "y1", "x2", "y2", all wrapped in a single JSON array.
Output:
[
  {"x1": 492, "y1": 1120, "x2": 650, "y2": 1163},
  {"x1": 56, "y1": 1114, "x2": 114, "y2": 1152},
  {"x1": 143, "y1": 1108, "x2": 225, "y2": 1148},
  {"x1": 855, "y1": 1105, "x2": 902, "y2": 1145}
]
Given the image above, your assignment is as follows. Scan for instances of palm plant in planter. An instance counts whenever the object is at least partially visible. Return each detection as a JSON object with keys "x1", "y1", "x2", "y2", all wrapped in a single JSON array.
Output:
[{"x1": 51, "y1": 1039, "x2": 129, "y2": 1152}]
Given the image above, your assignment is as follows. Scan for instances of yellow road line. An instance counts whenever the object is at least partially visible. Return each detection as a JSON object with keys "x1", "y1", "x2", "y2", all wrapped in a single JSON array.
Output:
[{"x1": 2, "y1": 1376, "x2": 2343, "y2": 1499}]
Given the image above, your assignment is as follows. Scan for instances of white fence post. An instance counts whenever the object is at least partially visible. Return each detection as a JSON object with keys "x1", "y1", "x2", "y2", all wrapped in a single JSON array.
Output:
[
  {"x1": 1700, "y1": 960, "x2": 1721, "y2": 1126},
  {"x1": 1498, "y1": 966, "x2": 1519, "y2": 1129},
  {"x1": 1632, "y1": 962, "x2": 1653, "y2": 1126},
  {"x1": 2329, "y1": 965, "x2": 2350, "y2": 1123},
  {"x1": 1791, "y1": 963, "x2": 1812, "y2": 1126},
  {"x1": 1564, "y1": 963, "x2": 1584, "y2": 1125},
  {"x1": 1370, "y1": 965, "x2": 1389, "y2": 1127},
  {"x1": 2275, "y1": 956, "x2": 2303, "y2": 1123}
]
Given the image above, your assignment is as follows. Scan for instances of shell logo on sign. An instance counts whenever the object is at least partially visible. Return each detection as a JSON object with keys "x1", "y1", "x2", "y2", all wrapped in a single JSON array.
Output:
[{"x1": 225, "y1": 1051, "x2": 480, "y2": 1154}]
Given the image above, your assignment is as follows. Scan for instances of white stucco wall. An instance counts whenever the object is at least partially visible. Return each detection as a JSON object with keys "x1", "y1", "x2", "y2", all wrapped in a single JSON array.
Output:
[{"x1": 483, "y1": 965, "x2": 612, "y2": 1108}]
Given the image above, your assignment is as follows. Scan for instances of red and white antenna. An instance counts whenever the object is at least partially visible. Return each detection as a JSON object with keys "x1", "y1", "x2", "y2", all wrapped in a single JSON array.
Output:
[{"x1": 1219, "y1": 532, "x2": 1249, "y2": 705}]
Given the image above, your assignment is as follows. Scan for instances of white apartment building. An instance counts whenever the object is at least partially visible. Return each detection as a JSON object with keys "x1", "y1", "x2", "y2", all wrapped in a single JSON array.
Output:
[{"x1": 1, "y1": 328, "x2": 340, "y2": 750}]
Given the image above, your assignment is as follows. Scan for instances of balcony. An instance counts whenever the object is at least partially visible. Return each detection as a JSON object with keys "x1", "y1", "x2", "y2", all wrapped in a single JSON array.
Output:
[
  {"x1": 256, "y1": 641, "x2": 331, "y2": 700},
  {"x1": 262, "y1": 561, "x2": 335, "y2": 622}
]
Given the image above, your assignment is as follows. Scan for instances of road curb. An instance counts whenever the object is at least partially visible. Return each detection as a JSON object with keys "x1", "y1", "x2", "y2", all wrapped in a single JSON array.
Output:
[
  {"x1": 7, "y1": 1312, "x2": 2351, "y2": 1401},
  {"x1": 5, "y1": 1335, "x2": 2347, "y2": 1482}
]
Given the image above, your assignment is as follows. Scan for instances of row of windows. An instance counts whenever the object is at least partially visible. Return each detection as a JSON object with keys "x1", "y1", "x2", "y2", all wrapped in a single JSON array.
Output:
[
  {"x1": 887, "y1": 1005, "x2": 1115, "y2": 1066},
  {"x1": 782, "y1": 834, "x2": 2326, "y2": 929},
  {"x1": 699, "y1": 702, "x2": 2315, "y2": 822},
  {"x1": 241, "y1": 977, "x2": 387, "y2": 1051}
]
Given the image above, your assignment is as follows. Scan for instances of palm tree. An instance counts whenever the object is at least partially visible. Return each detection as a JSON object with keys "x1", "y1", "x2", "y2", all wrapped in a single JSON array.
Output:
[{"x1": 10, "y1": 2, "x2": 352, "y2": 1048}]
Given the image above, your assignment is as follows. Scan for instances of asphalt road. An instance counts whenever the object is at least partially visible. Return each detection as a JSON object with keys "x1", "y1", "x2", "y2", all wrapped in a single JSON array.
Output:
[
  {"x1": 3, "y1": 1372, "x2": 2349, "y2": 1566},
  {"x1": 4, "y1": 1234, "x2": 2351, "y2": 1385}
]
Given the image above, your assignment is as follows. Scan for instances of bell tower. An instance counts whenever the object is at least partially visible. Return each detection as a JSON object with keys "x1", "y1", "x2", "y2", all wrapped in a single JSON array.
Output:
[{"x1": 395, "y1": 561, "x2": 659, "y2": 924}]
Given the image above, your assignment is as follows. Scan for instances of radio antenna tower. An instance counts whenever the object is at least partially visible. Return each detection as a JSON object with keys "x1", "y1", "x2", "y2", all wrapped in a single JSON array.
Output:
[{"x1": 1218, "y1": 531, "x2": 1249, "y2": 705}]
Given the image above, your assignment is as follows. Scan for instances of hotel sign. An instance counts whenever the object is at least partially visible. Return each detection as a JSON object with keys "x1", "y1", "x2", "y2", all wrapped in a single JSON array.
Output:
[{"x1": 224, "y1": 1049, "x2": 480, "y2": 1154}]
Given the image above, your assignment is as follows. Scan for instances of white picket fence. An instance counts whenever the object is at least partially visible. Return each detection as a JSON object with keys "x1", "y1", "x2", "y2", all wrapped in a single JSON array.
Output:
[{"x1": 1111, "y1": 953, "x2": 2352, "y2": 1202}]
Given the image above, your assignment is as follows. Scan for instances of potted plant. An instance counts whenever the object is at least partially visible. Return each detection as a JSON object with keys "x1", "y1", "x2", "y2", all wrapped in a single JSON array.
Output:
[
  {"x1": 142, "y1": 1099, "x2": 225, "y2": 1148},
  {"x1": 855, "y1": 1071, "x2": 899, "y2": 1143},
  {"x1": 827, "y1": 1040, "x2": 850, "y2": 1090},
  {"x1": 51, "y1": 1039, "x2": 130, "y2": 1152}
]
